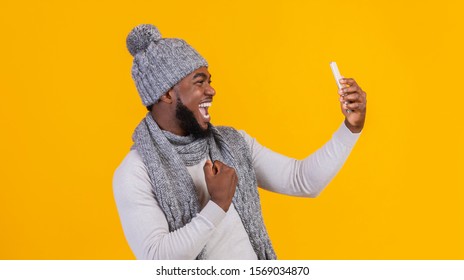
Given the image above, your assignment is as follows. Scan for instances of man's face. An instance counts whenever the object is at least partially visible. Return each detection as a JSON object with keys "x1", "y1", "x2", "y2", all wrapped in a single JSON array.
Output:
[{"x1": 172, "y1": 66, "x2": 215, "y2": 138}]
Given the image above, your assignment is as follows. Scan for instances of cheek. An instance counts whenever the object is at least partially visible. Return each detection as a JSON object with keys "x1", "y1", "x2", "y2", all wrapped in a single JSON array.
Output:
[
  {"x1": 183, "y1": 98, "x2": 198, "y2": 112},
  {"x1": 179, "y1": 92, "x2": 201, "y2": 108}
]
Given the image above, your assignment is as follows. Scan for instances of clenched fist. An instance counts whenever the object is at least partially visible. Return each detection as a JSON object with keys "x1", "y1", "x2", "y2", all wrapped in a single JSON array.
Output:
[{"x1": 203, "y1": 160, "x2": 238, "y2": 212}]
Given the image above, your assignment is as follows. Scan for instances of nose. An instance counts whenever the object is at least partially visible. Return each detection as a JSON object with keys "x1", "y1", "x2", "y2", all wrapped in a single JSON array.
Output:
[{"x1": 205, "y1": 83, "x2": 216, "y2": 97}]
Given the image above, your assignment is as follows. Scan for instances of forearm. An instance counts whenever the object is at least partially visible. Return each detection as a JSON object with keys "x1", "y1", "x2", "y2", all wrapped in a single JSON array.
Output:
[
  {"x1": 241, "y1": 122, "x2": 360, "y2": 197},
  {"x1": 116, "y1": 200, "x2": 225, "y2": 260},
  {"x1": 292, "y1": 121, "x2": 360, "y2": 196}
]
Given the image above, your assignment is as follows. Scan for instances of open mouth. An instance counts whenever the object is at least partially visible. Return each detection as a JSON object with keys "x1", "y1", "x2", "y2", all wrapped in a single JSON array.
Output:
[{"x1": 198, "y1": 102, "x2": 212, "y2": 121}]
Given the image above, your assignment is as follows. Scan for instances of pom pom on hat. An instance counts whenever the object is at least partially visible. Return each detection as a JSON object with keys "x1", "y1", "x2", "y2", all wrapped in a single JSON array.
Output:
[
  {"x1": 126, "y1": 24, "x2": 162, "y2": 56},
  {"x1": 127, "y1": 24, "x2": 208, "y2": 106}
]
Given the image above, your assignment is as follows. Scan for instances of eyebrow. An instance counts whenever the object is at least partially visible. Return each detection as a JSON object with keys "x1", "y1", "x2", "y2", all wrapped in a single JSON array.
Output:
[{"x1": 192, "y1": 73, "x2": 211, "y2": 80}]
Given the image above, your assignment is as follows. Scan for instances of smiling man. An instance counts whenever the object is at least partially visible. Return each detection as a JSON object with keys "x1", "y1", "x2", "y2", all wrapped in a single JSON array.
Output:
[
  {"x1": 113, "y1": 24, "x2": 367, "y2": 260},
  {"x1": 157, "y1": 68, "x2": 215, "y2": 139}
]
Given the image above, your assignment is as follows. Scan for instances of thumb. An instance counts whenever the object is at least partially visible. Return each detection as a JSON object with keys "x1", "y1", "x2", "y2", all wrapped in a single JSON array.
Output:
[
  {"x1": 212, "y1": 160, "x2": 223, "y2": 174},
  {"x1": 203, "y1": 160, "x2": 213, "y2": 176}
]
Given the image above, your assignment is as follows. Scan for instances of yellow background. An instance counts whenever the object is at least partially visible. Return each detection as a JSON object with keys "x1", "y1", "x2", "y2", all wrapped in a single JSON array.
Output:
[{"x1": 1, "y1": 0, "x2": 463, "y2": 259}]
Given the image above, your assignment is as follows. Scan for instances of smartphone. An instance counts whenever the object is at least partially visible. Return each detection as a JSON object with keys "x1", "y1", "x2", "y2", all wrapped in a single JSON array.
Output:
[
  {"x1": 330, "y1": 62, "x2": 351, "y2": 113},
  {"x1": 330, "y1": 62, "x2": 343, "y2": 89}
]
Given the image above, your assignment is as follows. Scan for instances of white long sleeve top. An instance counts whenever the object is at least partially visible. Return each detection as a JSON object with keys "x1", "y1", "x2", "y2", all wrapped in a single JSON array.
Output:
[{"x1": 113, "y1": 122, "x2": 360, "y2": 259}]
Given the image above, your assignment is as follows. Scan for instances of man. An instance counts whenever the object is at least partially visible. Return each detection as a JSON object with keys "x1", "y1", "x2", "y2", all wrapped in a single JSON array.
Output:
[{"x1": 113, "y1": 24, "x2": 367, "y2": 260}]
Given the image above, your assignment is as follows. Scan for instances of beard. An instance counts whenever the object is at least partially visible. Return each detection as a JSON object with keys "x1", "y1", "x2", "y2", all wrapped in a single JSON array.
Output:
[{"x1": 175, "y1": 97, "x2": 211, "y2": 139}]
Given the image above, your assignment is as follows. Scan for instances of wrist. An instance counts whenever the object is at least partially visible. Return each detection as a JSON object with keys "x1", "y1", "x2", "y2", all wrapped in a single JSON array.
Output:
[
  {"x1": 211, "y1": 197, "x2": 231, "y2": 212},
  {"x1": 344, "y1": 119, "x2": 363, "y2": 133}
]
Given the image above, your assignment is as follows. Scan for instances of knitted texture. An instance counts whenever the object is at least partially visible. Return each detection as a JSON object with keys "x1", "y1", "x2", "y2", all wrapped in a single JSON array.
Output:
[
  {"x1": 126, "y1": 24, "x2": 208, "y2": 106},
  {"x1": 132, "y1": 113, "x2": 276, "y2": 260},
  {"x1": 162, "y1": 130, "x2": 208, "y2": 167}
]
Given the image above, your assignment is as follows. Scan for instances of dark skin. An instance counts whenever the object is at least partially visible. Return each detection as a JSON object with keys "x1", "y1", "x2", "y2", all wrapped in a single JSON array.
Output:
[
  {"x1": 152, "y1": 67, "x2": 367, "y2": 211},
  {"x1": 152, "y1": 67, "x2": 237, "y2": 212},
  {"x1": 203, "y1": 160, "x2": 238, "y2": 212},
  {"x1": 339, "y1": 78, "x2": 367, "y2": 133},
  {"x1": 151, "y1": 67, "x2": 215, "y2": 136}
]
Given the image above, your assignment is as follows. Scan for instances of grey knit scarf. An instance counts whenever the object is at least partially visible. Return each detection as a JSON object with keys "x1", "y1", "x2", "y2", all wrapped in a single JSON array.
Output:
[{"x1": 132, "y1": 113, "x2": 276, "y2": 259}]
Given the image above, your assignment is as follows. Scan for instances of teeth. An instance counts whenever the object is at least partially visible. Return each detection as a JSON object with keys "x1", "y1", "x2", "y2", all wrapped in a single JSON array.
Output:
[{"x1": 199, "y1": 102, "x2": 211, "y2": 108}]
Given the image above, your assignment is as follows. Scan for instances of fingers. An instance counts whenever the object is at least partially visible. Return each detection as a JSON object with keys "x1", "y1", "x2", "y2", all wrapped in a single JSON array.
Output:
[
  {"x1": 344, "y1": 101, "x2": 365, "y2": 111},
  {"x1": 339, "y1": 78, "x2": 357, "y2": 87},
  {"x1": 338, "y1": 87, "x2": 360, "y2": 95},
  {"x1": 340, "y1": 93, "x2": 360, "y2": 102},
  {"x1": 204, "y1": 160, "x2": 229, "y2": 176},
  {"x1": 341, "y1": 97, "x2": 366, "y2": 111},
  {"x1": 213, "y1": 160, "x2": 223, "y2": 174},
  {"x1": 337, "y1": 77, "x2": 366, "y2": 112},
  {"x1": 214, "y1": 160, "x2": 238, "y2": 186},
  {"x1": 341, "y1": 98, "x2": 365, "y2": 111},
  {"x1": 338, "y1": 78, "x2": 361, "y2": 94}
]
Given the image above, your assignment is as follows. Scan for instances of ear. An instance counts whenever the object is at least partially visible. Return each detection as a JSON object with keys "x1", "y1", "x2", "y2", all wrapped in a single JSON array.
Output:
[{"x1": 159, "y1": 88, "x2": 175, "y2": 104}]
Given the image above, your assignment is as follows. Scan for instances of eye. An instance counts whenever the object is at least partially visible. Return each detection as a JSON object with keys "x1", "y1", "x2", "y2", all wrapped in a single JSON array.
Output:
[{"x1": 194, "y1": 79, "x2": 212, "y2": 86}]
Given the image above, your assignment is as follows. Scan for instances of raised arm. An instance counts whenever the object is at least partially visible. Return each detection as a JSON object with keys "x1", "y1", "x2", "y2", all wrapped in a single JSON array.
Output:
[{"x1": 239, "y1": 122, "x2": 360, "y2": 197}]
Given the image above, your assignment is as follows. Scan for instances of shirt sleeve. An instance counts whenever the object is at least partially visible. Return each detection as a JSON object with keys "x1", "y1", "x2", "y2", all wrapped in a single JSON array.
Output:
[
  {"x1": 112, "y1": 150, "x2": 226, "y2": 260},
  {"x1": 238, "y1": 122, "x2": 361, "y2": 197}
]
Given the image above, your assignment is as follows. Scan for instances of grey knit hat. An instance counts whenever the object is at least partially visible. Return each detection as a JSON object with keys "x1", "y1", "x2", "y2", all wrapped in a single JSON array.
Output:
[{"x1": 126, "y1": 24, "x2": 208, "y2": 106}]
